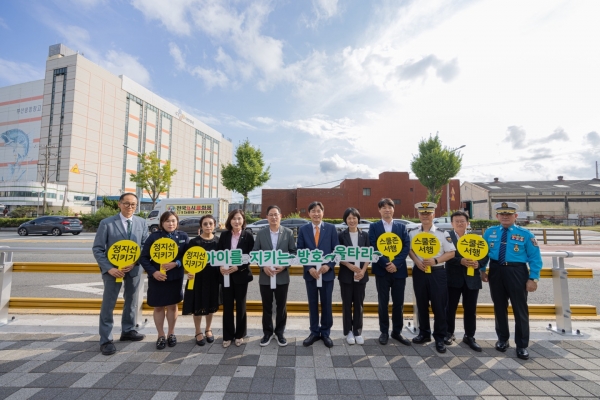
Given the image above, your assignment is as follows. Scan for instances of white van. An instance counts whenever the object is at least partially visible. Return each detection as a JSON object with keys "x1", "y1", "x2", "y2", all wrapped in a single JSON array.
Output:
[{"x1": 146, "y1": 198, "x2": 229, "y2": 232}]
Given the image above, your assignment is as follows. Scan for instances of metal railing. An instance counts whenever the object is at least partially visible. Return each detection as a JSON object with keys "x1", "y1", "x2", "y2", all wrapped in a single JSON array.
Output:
[
  {"x1": 0, "y1": 247, "x2": 597, "y2": 336},
  {"x1": 528, "y1": 228, "x2": 583, "y2": 245}
]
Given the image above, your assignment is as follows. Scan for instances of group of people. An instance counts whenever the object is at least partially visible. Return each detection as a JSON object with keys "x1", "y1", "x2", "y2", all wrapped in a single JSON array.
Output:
[{"x1": 93, "y1": 193, "x2": 542, "y2": 361}]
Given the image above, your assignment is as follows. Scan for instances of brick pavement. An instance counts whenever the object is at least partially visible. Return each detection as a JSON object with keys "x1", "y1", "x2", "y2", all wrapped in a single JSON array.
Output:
[{"x1": 2, "y1": 315, "x2": 600, "y2": 399}]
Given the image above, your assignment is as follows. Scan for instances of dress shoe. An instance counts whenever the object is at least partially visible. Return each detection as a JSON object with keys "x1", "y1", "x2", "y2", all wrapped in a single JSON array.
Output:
[
  {"x1": 391, "y1": 332, "x2": 411, "y2": 346},
  {"x1": 205, "y1": 330, "x2": 214, "y2": 343},
  {"x1": 195, "y1": 333, "x2": 206, "y2": 346},
  {"x1": 235, "y1": 338, "x2": 244, "y2": 347},
  {"x1": 260, "y1": 334, "x2": 273, "y2": 347},
  {"x1": 167, "y1": 334, "x2": 177, "y2": 347},
  {"x1": 379, "y1": 333, "x2": 389, "y2": 345},
  {"x1": 222, "y1": 340, "x2": 231, "y2": 348},
  {"x1": 100, "y1": 342, "x2": 116, "y2": 355},
  {"x1": 303, "y1": 334, "x2": 321, "y2": 347},
  {"x1": 355, "y1": 335, "x2": 364, "y2": 345},
  {"x1": 462, "y1": 336, "x2": 482, "y2": 352},
  {"x1": 276, "y1": 333, "x2": 287, "y2": 347},
  {"x1": 495, "y1": 340, "x2": 510, "y2": 352},
  {"x1": 120, "y1": 330, "x2": 145, "y2": 341},
  {"x1": 516, "y1": 347, "x2": 529, "y2": 360},
  {"x1": 435, "y1": 341, "x2": 447, "y2": 353},
  {"x1": 444, "y1": 333, "x2": 455, "y2": 346},
  {"x1": 346, "y1": 332, "x2": 356, "y2": 345},
  {"x1": 322, "y1": 336, "x2": 334, "y2": 348},
  {"x1": 412, "y1": 334, "x2": 432, "y2": 344},
  {"x1": 156, "y1": 336, "x2": 166, "y2": 350}
]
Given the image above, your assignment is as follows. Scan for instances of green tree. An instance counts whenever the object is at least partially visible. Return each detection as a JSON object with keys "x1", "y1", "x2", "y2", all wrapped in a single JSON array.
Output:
[
  {"x1": 129, "y1": 151, "x2": 177, "y2": 209},
  {"x1": 410, "y1": 133, "x2": 462, "y2": 203},
  {"x1": 221, "y1": 139, "x2": 271, "y2": 212}
]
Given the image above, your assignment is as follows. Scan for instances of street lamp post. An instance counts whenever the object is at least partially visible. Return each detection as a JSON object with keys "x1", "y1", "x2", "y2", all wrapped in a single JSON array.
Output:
[
  {"x1": 123, "y1": 145, "x2": 142, "y2": 214},
  {"x1": 447, "y1": 145, "x2": 466, "y2": 218}
]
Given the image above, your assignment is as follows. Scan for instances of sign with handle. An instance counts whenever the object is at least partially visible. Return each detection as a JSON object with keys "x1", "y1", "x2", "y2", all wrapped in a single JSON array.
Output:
[
  {"x1": 150, "y1": 237, "x2": 179, "y2": 275},
  {"x1": 107, "y1": 240, "x2": 140, "y2": 283},
  {"x1": 456, "y1": 234, "x2": 489, "y2": 276},
  {"x1": 411, "y1": 232, "x2": 441, "y2": 273},
  {"x1": 182, "y1": 246, "x2": 208, "y2": 289}
]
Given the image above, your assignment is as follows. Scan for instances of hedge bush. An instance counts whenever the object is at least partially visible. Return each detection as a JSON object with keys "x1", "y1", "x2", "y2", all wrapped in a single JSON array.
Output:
[
  {"x1": 0, "y1": 218, "x2": 34, "y2": 227},
  {"x1": 469, "y1": 219, "x2": 498, "y2": 230},
  {"x1": 80, "y1": 207, "x2": 119, "y2": 231}
]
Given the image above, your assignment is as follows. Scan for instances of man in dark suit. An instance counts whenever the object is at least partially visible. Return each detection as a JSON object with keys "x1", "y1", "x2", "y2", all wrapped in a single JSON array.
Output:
[
  {"x1": 297, "y1": 201, "x2": 339, "y2": 348},
  {"x1": 445, "y1": 211, "x2": 487, "y2": 352},
  {"x1": 368, "y1": 198, "x2": 412, "y2": 346},
  {"x1": 253, "y1": 205, "x2": 297, "y2": 347},
  {"x1": 92, "y1": 193, "x2": 149, "y2": 355}
]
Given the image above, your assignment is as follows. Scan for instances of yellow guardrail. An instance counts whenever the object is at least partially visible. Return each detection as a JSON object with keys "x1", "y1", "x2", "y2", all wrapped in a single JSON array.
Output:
[{"x1": 11, "y1": 262, "x2": 595, "y2": 279}]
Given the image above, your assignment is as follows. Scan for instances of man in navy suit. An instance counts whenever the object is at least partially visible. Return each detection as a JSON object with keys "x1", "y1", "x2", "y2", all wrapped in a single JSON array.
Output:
[
  {"x1": 297, "y1": 201, "x2": 339, "y2": 348},
  {"x1": 368, "y1": 198, "x2": 412, "y2": 346},
  {"x1": 93, "y1": 193, "x2": 149, "y2": 355}
]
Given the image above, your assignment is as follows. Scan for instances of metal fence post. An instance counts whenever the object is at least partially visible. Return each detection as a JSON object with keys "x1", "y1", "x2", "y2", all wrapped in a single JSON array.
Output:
[
  {"x1": 405, "y1": 291, "x2": 419, "y2": 334},
  {"x1": 0, "y1": 249, "x2": 14, "y2": 326},
  {"x1": 134, "y1": 278, "x2": 147, "y2": 329},
  {"x1": 547, "y1": 253, "x2": 580, "y2": 335}
]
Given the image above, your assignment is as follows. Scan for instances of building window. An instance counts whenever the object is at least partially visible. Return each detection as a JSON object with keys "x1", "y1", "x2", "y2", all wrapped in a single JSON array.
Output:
[
  {"x1": 410, "y1": 188, "x2": 414, "y2": 192},
  {"x1": 394, "y1": 199, "x2": 400, "y2": 205},
  {"x1": 363, "y1": 188, "x2": 371, "y2": 196}
]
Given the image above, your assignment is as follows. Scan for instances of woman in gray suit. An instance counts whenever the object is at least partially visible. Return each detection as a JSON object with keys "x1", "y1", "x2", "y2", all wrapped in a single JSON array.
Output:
[{"x1": 338, "y1": 207, "x2": 370, "y2": 345}]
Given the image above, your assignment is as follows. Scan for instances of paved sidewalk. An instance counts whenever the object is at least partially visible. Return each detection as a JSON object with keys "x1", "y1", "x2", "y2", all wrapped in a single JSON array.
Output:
[{"x1": 1, "y1": 315, "x2": 600, "y2": 399}]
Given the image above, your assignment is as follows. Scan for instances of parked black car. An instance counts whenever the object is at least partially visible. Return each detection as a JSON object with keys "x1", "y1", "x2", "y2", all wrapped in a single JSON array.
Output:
[
  {"x1": 177, "y1": 217, "x2": 202, "y2": 235},
  {"x1": 17, "y1": 216, "x2": 83, "y2": 236},
  {"x1": 280, "y1": 218, "x2": 310, "y2": 231}
]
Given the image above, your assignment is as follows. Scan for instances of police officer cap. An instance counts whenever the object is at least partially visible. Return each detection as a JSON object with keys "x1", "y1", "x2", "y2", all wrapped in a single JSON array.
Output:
[
  {"x1": 494, "y1": 202, "x2": 519, "y2": 214},
  {"x1": 415, "y1": 202, "x2": 437, "y2": 213}
]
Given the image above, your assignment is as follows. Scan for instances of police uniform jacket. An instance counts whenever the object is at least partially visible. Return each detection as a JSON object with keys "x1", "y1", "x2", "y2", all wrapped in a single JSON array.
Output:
[
  {"x1": 140, "y1": 230, "x2": 189, "y2": 281},
  {"x1": 446, "y1": 230, "x2": 486, "y2": 290},
  {"x1": 408, "y1": 225, "x2": 456, "y2": 263},
  {"x1": 481, "y1": 224, "x2": 543, "y2": 280}
]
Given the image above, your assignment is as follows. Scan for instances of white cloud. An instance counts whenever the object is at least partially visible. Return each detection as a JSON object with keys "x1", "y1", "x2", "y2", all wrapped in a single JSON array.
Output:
[
  {"x1": 252, "y1": 117, "x2": 276, "y2": 125},
  {"x1": 168, "y1": 42, "x2": 229, "y2": 88},
  {"x1": 0, "y1": 17, "x2": 9, "y2": 29},
  {"x1": 281, "y1": 115, "x2": 356, "y2": 140},
  {"x1": 0, "y1": 59, "x2": 44, "y2": 85},
  {"x1": 131, "y1": 0, "x2": 195, "y2": 36},
  {"x1": 319, "y1": 154, "x2": 378, "y2": 178},
  {"x1": 169, "y1": 42, "x2": 186, "y2": 70}
]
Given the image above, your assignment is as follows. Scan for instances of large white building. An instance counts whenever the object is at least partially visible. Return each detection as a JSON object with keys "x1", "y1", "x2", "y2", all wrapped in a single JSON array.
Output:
[{"x1": 0, "y1": 44, "x2": 233, "y2": 213}]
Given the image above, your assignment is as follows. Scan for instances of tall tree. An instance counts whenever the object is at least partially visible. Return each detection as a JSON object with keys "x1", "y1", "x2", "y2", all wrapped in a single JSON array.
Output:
[
  {"x1": 410, "y1": 133, "x2": 462, "y2": 203},
  {"x1": 221, "y1": 139, "x2": 271, "y2": 211},
  {"x1": 129, "y1": 151, "x2": 177, "y2": 209}
]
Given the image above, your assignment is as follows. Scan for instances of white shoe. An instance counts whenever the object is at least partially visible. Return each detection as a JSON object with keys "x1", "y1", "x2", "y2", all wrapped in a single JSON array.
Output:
[
  {"x1": 346, "y1": 332, "x2": 356, "y2": 345},
  {"x1": 355, "y1": 335, "x2": 364, "y2": 345}
]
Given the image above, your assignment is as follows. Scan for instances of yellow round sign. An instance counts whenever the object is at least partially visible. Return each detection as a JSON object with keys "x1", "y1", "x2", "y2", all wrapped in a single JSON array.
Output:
[
  {"x1": 376, "y1": 232, "x2": 403, "y2": 262},
  {"x1": 411, "y1": 232, "x2": 441, "y2": 259},
  {"x1": 183, "y1": 246, "x2": 208, "y2": 274},
  {"x1": 150, "y1": 237, "x2": 179, "y2": 264},
  {"x1": 456, "y1": 233, "x2": 489, "y2": 261},
  {"x1": 107, "y1": 240, "x2": 140, "y2": 267}
]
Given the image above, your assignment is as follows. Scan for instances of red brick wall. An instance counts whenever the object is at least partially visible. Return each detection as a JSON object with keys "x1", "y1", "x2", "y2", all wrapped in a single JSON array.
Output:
[{"x1": 262, "y1": 172, "x2": 460, "y2": 219}]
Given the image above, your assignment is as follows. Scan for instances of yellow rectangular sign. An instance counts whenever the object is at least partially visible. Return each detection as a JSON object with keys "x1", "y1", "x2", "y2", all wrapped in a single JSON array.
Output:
[{"x1": 166, "y1": 204, "x2": 214, "y2": 216}]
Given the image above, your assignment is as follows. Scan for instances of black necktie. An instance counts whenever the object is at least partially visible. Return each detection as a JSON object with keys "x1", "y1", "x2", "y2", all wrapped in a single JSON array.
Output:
[
  {"x1": 126, "y1": 220, "x2": 132, "y2": 239},
  {"x1": 498, "y1": 227, "x2": 507, "y2": 264}
]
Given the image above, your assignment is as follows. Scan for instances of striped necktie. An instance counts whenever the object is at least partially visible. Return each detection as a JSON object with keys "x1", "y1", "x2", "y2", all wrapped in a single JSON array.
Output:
[
  {"x1": 126, "y1": 220, "x2": 132, "y2": 239},
  {"x1": 498, "y1": 227, "x2": 507, "y2": 264}
]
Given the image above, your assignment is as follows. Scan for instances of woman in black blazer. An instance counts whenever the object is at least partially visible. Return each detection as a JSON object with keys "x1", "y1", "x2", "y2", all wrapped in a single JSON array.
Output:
[
  {"x1": 140, "y1": 211, "x2": 189, "y2": 349},
  {"x1": 218, "y1": 209, "x2": 255, "y2": 347},
  {"x1": 337, "y1": 207, "x2": 370, "y2": 345}
]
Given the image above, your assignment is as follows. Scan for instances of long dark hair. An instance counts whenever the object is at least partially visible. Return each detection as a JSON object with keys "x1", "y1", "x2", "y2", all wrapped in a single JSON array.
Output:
[
  {"x1": 225, "y1": 209, "x2": 247, "y2": 231},
  {"x1": 159, "y1": 211, "x2": 179, "y2": 230}
]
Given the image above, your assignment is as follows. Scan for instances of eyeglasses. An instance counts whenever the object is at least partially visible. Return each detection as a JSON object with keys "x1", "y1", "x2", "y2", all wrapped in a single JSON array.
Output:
[
  {"x1": 121, "y1": 203, "x2": 137, "y2": 208},
  {"x1": 453, "y1": 220, "x2": 467, "y2": 224}
]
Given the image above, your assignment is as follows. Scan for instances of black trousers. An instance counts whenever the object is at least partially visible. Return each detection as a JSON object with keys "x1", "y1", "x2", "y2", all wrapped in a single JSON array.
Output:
[
  {"x1": 412, "y1": 267, "x2": 448, "y2": 342},
  {"x1": 259, "y1": 283, "x2": 289, "y2": 337},
  {"x1": 222, "y1": 282, "x2": 248, "y2": 341},
  {"x1": 489, "y1": 262, "x2": 530, "y2": 348},
  {"x1": 339, "y1": 281, "x2": 366, "y2": 336},
  {"x1": 446, "y1": 283, "x2": 479, "y2": 338},
  {"x1": 375, "y1": 275, "x2": 406, "y2": 335}
]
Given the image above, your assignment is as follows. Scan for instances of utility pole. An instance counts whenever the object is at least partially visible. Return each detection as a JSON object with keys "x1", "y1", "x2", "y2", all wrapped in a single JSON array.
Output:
[
  {"x1": 596, "y1": 161, "x2": 598, "y2": 179},
  {"x1": 39, "y1": 145, "x2": 58, "y2": 215}
]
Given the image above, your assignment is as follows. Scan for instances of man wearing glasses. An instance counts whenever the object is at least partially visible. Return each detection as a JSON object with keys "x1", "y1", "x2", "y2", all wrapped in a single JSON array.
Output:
[
  {"x1": 93, "y1": 193, "x2": 149, "y2": 355},
  {"x1": 480, "y1": 202, "x2": 542, "y2": 360},
  {"x1": 253, "y1": 205, "x2": 297, "y2": 347}
]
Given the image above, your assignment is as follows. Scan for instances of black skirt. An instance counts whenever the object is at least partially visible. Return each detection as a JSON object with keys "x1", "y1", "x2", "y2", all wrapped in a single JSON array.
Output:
[
  {"x1": 182, "y1": 236, "x2": 222, "y2": 315},
  {"x1": 147, "y1": 275, "x2": 184, "y2": 307}
]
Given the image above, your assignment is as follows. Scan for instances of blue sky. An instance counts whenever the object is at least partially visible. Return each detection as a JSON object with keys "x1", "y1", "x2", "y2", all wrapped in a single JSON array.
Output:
[{"x1": 1, "y1": 0, "x2": 599, "y2": 204}]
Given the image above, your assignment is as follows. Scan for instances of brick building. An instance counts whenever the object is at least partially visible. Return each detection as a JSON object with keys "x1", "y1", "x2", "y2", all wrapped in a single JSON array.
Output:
[{"x1": 262, "y1": 172, "x2": 460, "y2": 219}]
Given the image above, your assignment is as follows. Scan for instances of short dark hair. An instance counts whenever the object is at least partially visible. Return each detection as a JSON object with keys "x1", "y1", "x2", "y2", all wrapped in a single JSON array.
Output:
[
  {"x1": 159, "y1": 211, "x2": 179, "y2": 230},
  {"x1": 378, "y1": 198, "x2": 394, "y2": 209},
  {"x1": 308, "y1": 201, "x2": 324, "y2": 212},
  {"x1": 119, "y1": 192, "x2": 138, "y2": 202},
  {"x1": 266, "y1": 205, "x2": 281, "y2": 215},
  {"x1": 199, "y1": 214, "x2": 216, "y2": 233},
  {"x1": 343, "y1": 207, "x2": 361, "y2": 224},
  {"x1": 225, "y1": 209, "x2": 246, "y2": 231},
  {"x1": 451, "y1": 210, "x2": 470, "y2": 222}
]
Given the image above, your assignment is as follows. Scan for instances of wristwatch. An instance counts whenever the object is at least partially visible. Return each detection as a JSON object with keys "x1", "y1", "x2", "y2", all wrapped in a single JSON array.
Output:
[{"x1": 530, "y1": 278, "x2": 539, "y2": 283}]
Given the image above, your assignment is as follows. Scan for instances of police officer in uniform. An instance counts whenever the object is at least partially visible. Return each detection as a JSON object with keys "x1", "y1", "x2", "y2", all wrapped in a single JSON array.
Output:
[
  {"x1": 408, "y1": 202, "x2": 456, "y2": 353},
  {"x1": 481, "y1": 202, "x2": 542, "y2": 360}
]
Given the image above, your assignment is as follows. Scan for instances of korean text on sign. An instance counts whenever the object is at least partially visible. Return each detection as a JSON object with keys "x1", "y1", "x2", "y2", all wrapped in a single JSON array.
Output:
[{"x1": 249, "y1": 250, "x2": 295, "y2": 266}]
